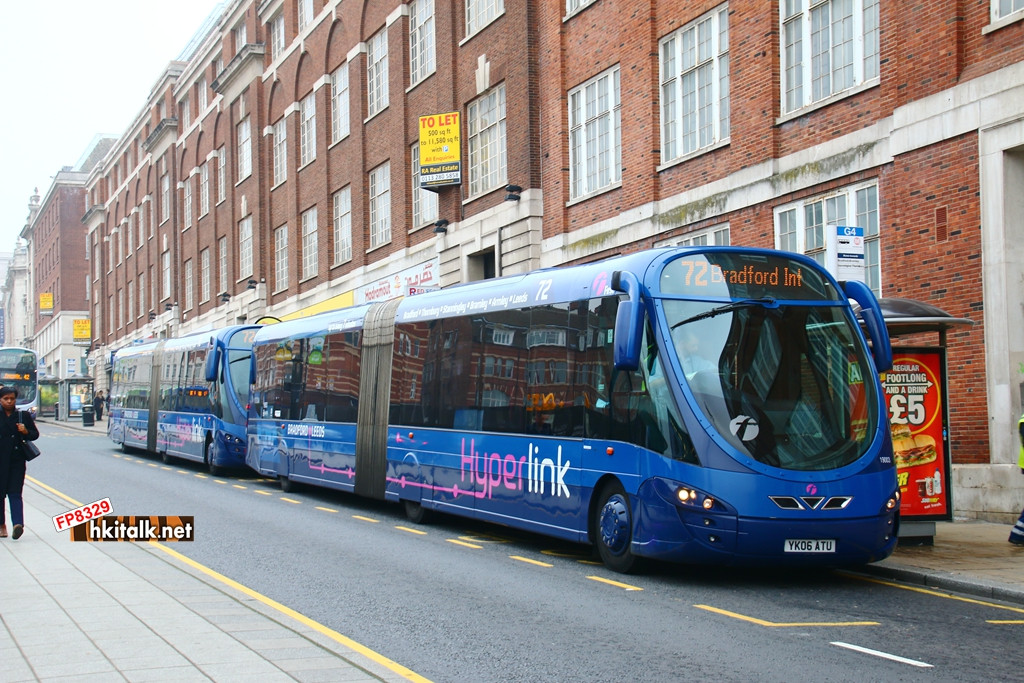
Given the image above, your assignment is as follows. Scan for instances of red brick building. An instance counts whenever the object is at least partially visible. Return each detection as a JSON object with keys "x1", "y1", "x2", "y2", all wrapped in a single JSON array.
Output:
[{"x1": 82, "y1": 0, "x2": 1024, "y2": 520}]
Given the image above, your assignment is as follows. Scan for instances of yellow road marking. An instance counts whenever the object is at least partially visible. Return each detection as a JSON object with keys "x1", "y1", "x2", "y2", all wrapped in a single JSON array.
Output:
[
  {"x1": 148, "y1": 463, "x2": 158, "y2": 468},
  {"x1": 694, "y1": 604, "x2": 877, "y2": 627},
  {"x1": 194, "y1": 474, "x2": 208, "y2": 479},
  {"x1": 232, "y1": 485, "x2": 247, "y2": 490},
  {"x1": 316, "y1": 506, "x2": 338, "y2": 513},
  {"x1": 214, "y1": 480, "x2": 227, "y2": 485},
  {"x1": 448, "y1": 539, "x2": 482, "y2": 549},
  {"x1": 254, "y1": 490, "x2": 273, "y2": 496},
  {"x1": 26, "y1": 476, "x2": 432, "y2": 682},
  {"x1": 587, "y1": 575, "x2": 643, "y2": 591},
  {"x1": 988, "y1": 620, "x2": 1024, "y2": 624},
  {"x1": 176, "y1": 470, "x2": 189, "y2": 475},
  {"x1": 396, "y1": 525, "x2": 427, "y2": 535},
  {"x1": 848, "y1": 574, "x2": 1024, "y2": 615},
  {"x1": 510, "y1": 555, "x2": 552, "y2": 567},
  {"x1": 161, "y1": 466, "x2": 172, "y2": 471},
  {"x1": 280, "y1": 497, "x2": 301, "y2": 504},
  {"x1": 352, "y1": 515, "x2": 378, "y2": 522}
]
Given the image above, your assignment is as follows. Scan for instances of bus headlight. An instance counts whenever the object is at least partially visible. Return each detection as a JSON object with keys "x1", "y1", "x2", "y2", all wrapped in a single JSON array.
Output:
[
  {"x1": 884, "y1": 488, "x2": 901, "y2": 511},
  {"x1": 676, "y1": 485, "x2": 717, "y2": 511}
]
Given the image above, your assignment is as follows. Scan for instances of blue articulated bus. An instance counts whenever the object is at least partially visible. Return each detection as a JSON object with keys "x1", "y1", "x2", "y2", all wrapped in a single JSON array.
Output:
[
  {"x1": 247, "y1": 247, "x2": 898, "y2": 571},
  {"x1": 109, "y1": 325, "x2": 259, "y2": 474}
]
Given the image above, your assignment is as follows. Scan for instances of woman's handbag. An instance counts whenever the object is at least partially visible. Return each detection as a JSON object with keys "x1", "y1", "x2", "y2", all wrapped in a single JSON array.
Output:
[{"x1": 19, "y1": 411, "x2": 40, "y2": 460}]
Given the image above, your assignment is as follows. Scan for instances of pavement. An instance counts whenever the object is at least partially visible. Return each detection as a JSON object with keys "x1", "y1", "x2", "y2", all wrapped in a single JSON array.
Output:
[{"x1": 2, "y1": 416, "x2": 1021, "y2": 681}]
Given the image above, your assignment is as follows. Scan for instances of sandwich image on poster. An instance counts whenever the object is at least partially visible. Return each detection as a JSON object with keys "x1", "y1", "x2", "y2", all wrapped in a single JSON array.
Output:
[{"x1": 890, "y1": 423, "x2": 937, "y2": 469}]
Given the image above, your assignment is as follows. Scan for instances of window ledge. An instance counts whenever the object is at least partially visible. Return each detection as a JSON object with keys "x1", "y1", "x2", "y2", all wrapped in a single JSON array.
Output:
[
  {"x1": 657, "y1": 138, "x2": 730, "y2": 173},
  {"x1": 982, "y1": 9, "x2": 1024, "y2": 34},
  {"x1": 566, "y1": 181, "x2": 621, "y2": 208},
  {"x1": 775, "y1": 78, "x2": 880, "y2": 126}
]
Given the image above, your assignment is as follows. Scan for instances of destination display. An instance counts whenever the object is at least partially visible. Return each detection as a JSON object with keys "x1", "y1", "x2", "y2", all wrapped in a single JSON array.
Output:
[{"x1": 660, "y1": 253, "x2": 836, "y2": 300}]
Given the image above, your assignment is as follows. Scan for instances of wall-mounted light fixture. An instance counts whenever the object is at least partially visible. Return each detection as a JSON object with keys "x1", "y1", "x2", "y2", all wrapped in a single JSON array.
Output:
[
  {"x1": 219, "y1": 292, "x2": 230, "y2": 303},
  {"x1": 148, "y1": 311, "x2": 156, "y2": 321},
  {"x1": 247, "y1": 279, "x2": 258, "y2": 290},
  {"x1": 165, "y1": 303, "x2": 173, "y2": 312},
  {"x1": 433, "y1": 219, "x2": 450, "y2": 234},
  {"x1": 504, "y1": 184, "x2": 522, "y2": 202}
]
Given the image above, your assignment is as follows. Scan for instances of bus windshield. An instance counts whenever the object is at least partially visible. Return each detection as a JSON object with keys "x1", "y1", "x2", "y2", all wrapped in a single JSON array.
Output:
[
  {"x1": 226, "y1": 328, "x2": 257, "y2": 411},
  {"x1": 660, "y1": 253, "x2": 876, "y2": 471},
  {"x1": 0, "y1": 348, "x2": 38, "y2": 404}
]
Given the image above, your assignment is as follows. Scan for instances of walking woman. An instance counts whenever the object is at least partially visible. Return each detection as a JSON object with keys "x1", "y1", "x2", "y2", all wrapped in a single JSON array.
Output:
[{"x1": 0, "y1": 386, "x2": 39, "y2": 539}]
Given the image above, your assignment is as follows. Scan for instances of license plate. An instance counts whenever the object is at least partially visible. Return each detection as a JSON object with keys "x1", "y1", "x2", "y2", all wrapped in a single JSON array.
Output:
[{"x1": 784, "y1": 539, "x2": 836, "y2": 553}]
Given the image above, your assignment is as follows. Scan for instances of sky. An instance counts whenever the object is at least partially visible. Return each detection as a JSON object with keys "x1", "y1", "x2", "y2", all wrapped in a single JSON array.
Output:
[{"x1": 0, "y1": 1, "x2": 225, "y2": 253}]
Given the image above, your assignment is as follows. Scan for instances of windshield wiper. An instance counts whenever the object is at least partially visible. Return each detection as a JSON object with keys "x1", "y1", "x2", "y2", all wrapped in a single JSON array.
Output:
[{"x1": 671, "y1": 297, "x2": 778, "y2": 329}]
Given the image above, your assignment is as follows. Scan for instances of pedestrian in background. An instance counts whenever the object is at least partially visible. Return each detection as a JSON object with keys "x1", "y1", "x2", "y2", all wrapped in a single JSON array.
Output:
[
  {"x1": 0, "y1": 386, "x2": 39, "y2": 540},
  {"x1": 1011, "y1": 413, "x2": 1024, "y2": 545},
  {"x1": 93, "y1": 389, "x2": 105, "y2": 421}
]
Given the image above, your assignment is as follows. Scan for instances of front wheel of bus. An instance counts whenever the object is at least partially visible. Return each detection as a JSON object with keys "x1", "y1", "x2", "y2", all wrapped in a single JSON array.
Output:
[
  {"x1": 205, "y1": 439, "x2": 221, "y2": 476},
  {"x1": 593, "y1": 482, "x2": 639, "y2": 574}
]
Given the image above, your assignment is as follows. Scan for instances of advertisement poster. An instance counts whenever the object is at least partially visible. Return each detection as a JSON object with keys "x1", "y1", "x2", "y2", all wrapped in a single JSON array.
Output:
[{"x1": 883, "y1": 348, "x2": 952, "y2": 520}]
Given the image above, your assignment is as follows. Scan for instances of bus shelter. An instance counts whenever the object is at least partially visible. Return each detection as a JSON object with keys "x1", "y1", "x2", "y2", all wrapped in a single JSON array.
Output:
[
  {"x1": 58, "y1": 376, "x2": 94, "y2": 423},
  {"x1": 859, "y1": 297, "x2": 974, "y2": 543}
]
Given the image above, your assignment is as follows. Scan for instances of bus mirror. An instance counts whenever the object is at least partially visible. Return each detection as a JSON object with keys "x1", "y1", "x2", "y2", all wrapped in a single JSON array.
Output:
[
  {"x1": 843, "y1": 280, "x2": 892, "y2": 372},
  {"x1": 204, "y1": 338, "x2": 222, "y2": 383},
  {"x1": 249, "y1": 353, "x2": 257, "y2": 385},
  {"x1": 611, "y1": 270, "x2": 644, "y2": 371}
]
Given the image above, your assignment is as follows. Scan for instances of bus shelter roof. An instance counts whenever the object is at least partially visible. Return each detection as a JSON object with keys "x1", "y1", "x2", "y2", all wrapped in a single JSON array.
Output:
[{"x1": 855, "y1": 297, "x2": 974, "y2": 337}]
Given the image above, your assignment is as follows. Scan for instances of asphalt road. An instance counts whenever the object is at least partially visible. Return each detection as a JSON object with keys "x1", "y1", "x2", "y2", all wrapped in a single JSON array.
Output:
[{"x1": 28, "y1": 425, "x2": 1022, "y2": 682}]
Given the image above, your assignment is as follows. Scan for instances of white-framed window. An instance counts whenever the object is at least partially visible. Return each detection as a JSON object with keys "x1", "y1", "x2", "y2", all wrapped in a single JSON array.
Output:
[
  {"x1": 150, "y1": 265, "x2": 156, "y2": 311},
  {"x1": 181, "y1": 96, "x2": 191, "y2": 129},
  {"x1": 184, "y1": 259, "x2": 194, "y2": 311},
  {"x1": 467, "y1": 84, "x2": 507, "y2": 197},
  {"x1": 138, "y1": 272, "x2": 146, "y2": 319},
  {"x1": 217, "y1": 147, "x2": 227, "y2": 202},
  {"x1": 369, "y1": 162, "x2": 391, "y2": 249},
  {"x1": 410, "y1": 0, "x2": 436, "y2": 86},
  {"x1": 183, "y1": 177, "x2": 193, "y2": 228},
  {"x1": 299, "y1": 92, "x2": 316, "y2": 166},
  {"x1": 160, "y1": 173, "x2": 170, "y2": 222},
  {"x1": 781, "y1": 0, "x2": 879, "y2": 114},
  {"x1": 161, "y1": 251, "x2": 171, "y2": 300},
  {"x1": 274, "y1": 225, "x2": 289, "y2": 290},
  {"x1": 298, "y1": 0, "x2": 314, "y2": 30},
  {"x1": 774, "y1": 181, "x2": 880, "y2": 293},
  {"x1": 138, "y1": 204, "x2": 146, "y2": 245},
  {"x1": 199, "y1": 162, "x2": 209, "y2": 216},
  {"x1": 118, "y1": 289, "x2": 124, "y2": 330},
  {"x1": 367, "y1": 28, "x2": 389, "y2": 117},
  {"x1": 126, "y1": 215, "x2": 134, "y2": 255},
  {"x1": 659, "y1": 224, "x2": 731, "y2": 247},
  {"x1": 467, "y1": 0, "x2": 503, "y2": 36},
  {"x1": 198, "y1": 76, "x2": 208, "y2": 112},
  {"x1": 128, "y1": 284, "x2": 134, "y2": 323},
  {"x1": 200, "y1": 248, "x2": 210, "y2": 303},
  {"x1": 995, "y1": 0, "x2": 1024, "y2": 20},
  {"x1": 567, "y1": 0, "x2": 597, "y2": 14},
  {"x1": 660, "y1": 5, "x2": 730, "y2": 163},
  {"x1": 218, "y1": 236, "x2": 228, "y2": 294},
  {"x1": 569, "y1": 66, "x2": 621, "y2": 199},
  {"x1": 234, "y1": 21, "x2": 247, "y2": 52},
  {"x1": 270, "y1": 12, "x2": 286, "y2": 59},
  {"x1": 237, "y1": 116, "x2": 252, "y2": 180},
  {"x1": 412, "y1": 144, "x2": 438, "y2": 227},
  {"x1": 273, "y1": 117, "x2": 288, "y2": 185},
  {"x1": 331, "y1": 64, "x2": 350, "y2": 143},
  {"x1": 239, "y1": 217, "x2": 253, "y2": 279},
  {"x1": 333, "y1": 186, "x2": 352, "y2": 265},
  {"x1": 117, "y1": 226, "x2": 123, "y2": 263},
  {"x1": 301, "y1": 207, "x2": 318, "y2": 280}
]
